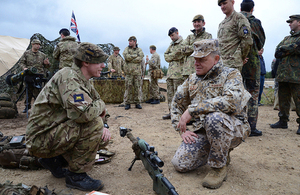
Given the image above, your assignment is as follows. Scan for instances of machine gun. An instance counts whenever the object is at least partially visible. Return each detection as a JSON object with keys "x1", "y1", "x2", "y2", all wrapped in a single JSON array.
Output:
[{"x1": 120, "y1": 127, "x2": 179, "y2": 195}]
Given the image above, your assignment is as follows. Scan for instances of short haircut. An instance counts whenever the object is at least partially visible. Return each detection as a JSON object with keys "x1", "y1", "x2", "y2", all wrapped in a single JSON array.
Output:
[
  {"x1": 241, "y1": 1, "x2": 254, "y2": 12},
  {"x1": 59, "y1": 28, "x2": 70, "y2": 36},
  {"x1": 150, "y1": 46, "x2": 156, "y2": 50},
  {"x1": 210, "y1": 50, "x2": 221, "y2": 58},
  {"x1": 74, "y1": 58, "x2": 83, "y2": 68}
]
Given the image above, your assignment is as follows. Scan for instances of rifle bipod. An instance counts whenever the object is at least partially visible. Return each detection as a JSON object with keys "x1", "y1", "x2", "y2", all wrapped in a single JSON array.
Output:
[{"x1": 128, "y1": 156, "x2": 139, "y2": 171}]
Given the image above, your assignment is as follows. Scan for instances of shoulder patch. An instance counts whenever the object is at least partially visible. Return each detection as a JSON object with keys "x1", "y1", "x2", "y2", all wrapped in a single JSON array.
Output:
[
  {"x1": 73, "y1": 94, "x2": 84, "y2": 102},
  {"x1": 243, "y1": 26, "x2": 248, "y2": 35}
]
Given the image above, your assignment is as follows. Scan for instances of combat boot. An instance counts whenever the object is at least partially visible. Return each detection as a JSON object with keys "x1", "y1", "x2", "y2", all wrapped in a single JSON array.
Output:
[
  {"x1": 135, "y1": 104, "x2": 142, "y2": 109},
  {"x1": 297, "y1": 125, "x2": 300, "y2": 135},
  {"x1": 270, "y1": 120, "x2": 288, "y2": 129},
  {"x1": 65, "y1": 171, "x2": 104, "y2": 191},
  {"x1": 162, "y1": 113, "x2": 171, "y2": 120},
  {"x1": 125, "y1": 104, "x2": 131, "y2": 110},
  {"x1": 202, "y1": 166, "x2": 227, "y2": 189},
  {"x1": 249, "y1": 129, "x2": 262, "y2": 137},
  {"x1": 145, "y1": 99, "x2": 154, "y2": 103},
  {"x1": 150, "y1": 99, "x2": 160, "y2": 104},
  {"x1": 38, "y1": 156, "x2": 67, "y2": 178}
]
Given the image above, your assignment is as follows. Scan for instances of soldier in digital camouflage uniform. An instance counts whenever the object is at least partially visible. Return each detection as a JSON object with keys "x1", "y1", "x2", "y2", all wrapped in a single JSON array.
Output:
[
  {"x1": 122, "y1": 36, "x2": 144, "y2": 110},
  {"x1": 145, "y1": 45, "x2": 161, "y2": 104},
  {"x1": 270, "y1": 15, "x2": 300, "y2": 135},
  {"x1": 163, "y1": 27, "x2": 185, "y2": 120},
  {"x1": 181, "y1": 14, "x2": 212, "y2": 80},
  {"x1": 171, "y1": 39, "x2": 251, "y2": 189},
  {"x1": 240, "y1": 0, "x2": 265, "y2": 137},
  {"x1": 217, "y1": 0, "x2": 253, "y2": 72},
  {"x1": 107, "y1": 46, "x2": 125, "y2": 77},
  {"x1": 53, "y1": 28, "x2": 78, "y2": 69},
  {"x1": 19, "y1": 39, "x2": 50, "y2": 113},
  {"x1": 26, "y1": 42, "x2": 111, "y2": 191}
]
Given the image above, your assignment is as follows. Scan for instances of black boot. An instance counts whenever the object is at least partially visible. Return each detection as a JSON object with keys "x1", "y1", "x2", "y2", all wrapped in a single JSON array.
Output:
[
  {"x1": 125, "y1": 104, "x2": 131, "y2": 110},
  {"x1": 38, "y1": 156, "x2": 68, "y2": 178},
  {"x1": 65, "y1": 171, "x2": 104, "y2": 191},
  {"x1": 135, "y1": 104, "x2": 142, "y2": 109},
  {"x1": 162, "y1": 113, "x2": 171, "y2": 120},
  {"x1": 249, "y1": 129, "x2": 262, "y2": 137},
  {"x1": 150, "y1": 99, "x2": 160, "y2": 104},
  {"x1": 297, "y1": 125, "x2": 300, "y2": 135},
  {"x1": 270, "y1": 120, "x2": 288, "y2": 129},
  {"x1": 145, "y1": 99, "x2": 154, "y2": 103}
]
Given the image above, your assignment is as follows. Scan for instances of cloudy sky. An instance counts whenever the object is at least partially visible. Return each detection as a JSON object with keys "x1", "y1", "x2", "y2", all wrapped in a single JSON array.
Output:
[{"x1": 0, "y1": 0, "x2": 298, "y2": 71}]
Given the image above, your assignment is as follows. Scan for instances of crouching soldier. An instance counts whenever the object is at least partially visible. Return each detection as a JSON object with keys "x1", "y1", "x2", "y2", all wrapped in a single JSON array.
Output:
[
  {"x1": 170, "y1": 39, "x2": 251, "y2": 189},
  {"x1": 25, "y1": 42, "x2": 111, "y2": 191}
]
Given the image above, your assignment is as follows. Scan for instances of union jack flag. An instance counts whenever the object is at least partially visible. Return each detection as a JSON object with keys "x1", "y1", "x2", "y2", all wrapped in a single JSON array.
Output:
[{"x1": 70, "y1": 11, "x2": 80, "y2": 42}]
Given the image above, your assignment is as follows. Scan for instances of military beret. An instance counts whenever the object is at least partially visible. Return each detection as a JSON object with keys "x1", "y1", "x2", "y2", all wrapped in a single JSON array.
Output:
[
  {"x1": 168, "y1": 27, "x2": 178, "y2": 36},
  {"x1": 192, "y1": 14, "x2": 204, "y2": 22},
  {"x1": 31, "y1": 39, "x2": 41, "y2": 45},
  {"x1": 128, "y1": 36, "x2": 137, "y2": 41},
  {"x1": 286, "y1": 15, "x2": 300, "y2": 23},
  {"x1": 113, "y1": 47, "x2": 120, "y2": 51},
  {"x1": 218, "y1": 0, "x2": 226, "y2": 6},
  {"x1": 74, "y1": 42, "x2": 108, "y2": 64},
  {"x1": 191, "y1": 39, "x2": 219, "y2": 58},
  {"x1": 149, "y1": 45, "x2": 156, "y2": 50},
  {"x1": 59, "y1": 28, "x2": 70, "y2": 35}
]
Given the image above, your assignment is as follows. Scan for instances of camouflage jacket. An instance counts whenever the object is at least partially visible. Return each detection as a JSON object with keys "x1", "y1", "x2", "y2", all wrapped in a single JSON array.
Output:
[
  {"x1": 107, "y1": 54, "x2": 125, "y2": 77},
  {"x1": 147, "y1": 51, "x2": 161, "y2": 71},
  {"x1": 53, "y1": 36, "x2": 78, "y2": 69},
  {"x1": 275, "y1": 30, "x2": 300, "y2": 83},
  {"x1": 181, "y1": 28, "x2": 212, "y2": 76},
  {"x1": 19, "y1": 49, "x2": 50, "y2": 75},
  {"x1": 164, "y1": 36, "x2": 184, "y2": 79},
  {"x1": 171, "y1": 61, "x2": 251, "y2": 136},
  {"x1": 241, "y1": 11, "x2": 266, "y2": 80},
  {"x1": 123, "y1": 46, "x2": 144, "y2": 76},
  {"x1": 26, "y1": 64, "x2": 105, "y2": 147},
  {"x1": 218, "y1": 10, "x2": 253, "y2": 69}
]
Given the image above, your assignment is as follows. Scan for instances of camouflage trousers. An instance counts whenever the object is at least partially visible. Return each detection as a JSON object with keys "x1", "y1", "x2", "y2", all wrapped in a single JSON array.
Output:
[
  {"x1": 27, "y1": 117, "x2": 108, "y2": 173},
  {"x1": 167, "y1": 78, "x2": 184, "y2": 110},
  {"x1": 278, "y1": 82, "x2": 300, "y2": 123},
  {"x1": 171, "y1": 112, "x2": 246, "y2": 172},
  {"x1": 244, "y1": 79, "x2": 259, "y2": 130},
  {"x1": 149, "y1": 76, "x2": 159, "y2": 99},
  {"x1": 124, "y1": 75, "x2": 142, "y2": 104},
  {"x1": 273, "y1": 79, "x2": 296, "y2": 110},
  {"x1": 24, "y1": 85, "x2": 41, "y2": 106}
]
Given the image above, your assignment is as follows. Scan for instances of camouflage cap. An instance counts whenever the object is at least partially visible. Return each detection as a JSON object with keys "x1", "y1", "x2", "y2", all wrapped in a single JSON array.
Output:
[
  {"x1": 191, "y1": 39, "x2": 219, "y2": 58},
  {"x1": 113, "y1": 47, "x2": 120, "y2": 51},
  {"x1": 218, "y1": 0, "x2": 226, "y2": 6},
  {"x1": 128, "y1": 36, "x2": 137, "y2": 41},
  {"x1": 286, "y1": 15, "x2": 300, "y2": 23},
  {"x1": 31, "y1": 39, "x2": 41, "y2": 45},
  {"x1": 74, "y1": 42, "x2": 109, "y2": 63},
  {"x1": 168, "y1": 27, "x2": 178, "y2": 36},
  {"x1": 192, "y1": 14, "x2": 204, "y2": 22},
  {"x1": 149, "y1": 45, "x2": 156, "y2": 50}
]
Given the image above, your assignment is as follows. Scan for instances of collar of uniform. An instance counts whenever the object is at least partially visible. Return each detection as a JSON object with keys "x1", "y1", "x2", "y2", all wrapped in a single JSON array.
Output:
[
  {"x1": 191, "y1": 27, "x2": 206, "y2": 36},
  {"x1": 171, "y1": 36, "x2": 183, "y2": 45},
  {"x1": 290, "y1": 29, "x2": 300, "y2": 36},
  {"x1": 61, "y1": 36, "x2": 76, "y2": 42},
  {"x1": 201, "y1": 61, "x2": 223, "y2": 80},
  {"x1": 225, "y1": 9, "x2": 236, "y2": 20},
  {"x1": 71, "y1": 63, "x2": 89, "y2": 82}
]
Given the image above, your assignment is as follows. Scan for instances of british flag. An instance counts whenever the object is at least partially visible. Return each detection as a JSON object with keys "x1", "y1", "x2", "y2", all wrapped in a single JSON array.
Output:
[{"x1": 70, "y1": 11, "x2": 81, "y2": 42}]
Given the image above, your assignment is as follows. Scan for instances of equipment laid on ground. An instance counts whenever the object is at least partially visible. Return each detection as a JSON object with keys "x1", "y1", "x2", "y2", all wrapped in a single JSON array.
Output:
[{"x1": 120, "y1": 127, "x2": 178, "y2": 195}]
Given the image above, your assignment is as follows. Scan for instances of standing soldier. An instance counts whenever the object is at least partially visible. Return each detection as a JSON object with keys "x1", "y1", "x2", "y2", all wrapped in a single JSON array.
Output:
[
  {"x1": 217, "y1": 0, "x2": 253, "y2": 72},
  {"x1": 107, "y1": 46, "x2": 125, "y2": 77},
  {"x1": 145, "y1": 45, "x2": 161, "y2": 105},
  {"x1": 163, "y1": 27, "x2": 185, "y2": 120},
  {"x1": 270, "y1": 15, "x2": 300, "y2": 135},
  {"x1": 53, "y1": 28, "x2": 78, "y2": 69},
  {"x1": 240, "y1": 0, "x2": 266, "y2": 137},
  {"x1": 19, "y1": 39, "x2": 51, "y2": 113},
  {"x1": 181, "y1": 14, "x2": 212, "y2": 80},
  {"x1": 122, "y1": 36, "x2": 144, "y2": 110}
]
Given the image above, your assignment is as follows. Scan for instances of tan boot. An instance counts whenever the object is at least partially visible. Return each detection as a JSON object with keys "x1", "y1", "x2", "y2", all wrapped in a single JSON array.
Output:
[{"x1": 202, "y1": 166, "x2": 227, "y2": 189}]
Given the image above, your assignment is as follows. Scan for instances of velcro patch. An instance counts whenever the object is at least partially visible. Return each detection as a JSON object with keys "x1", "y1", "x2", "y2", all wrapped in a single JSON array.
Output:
[
  {"x1": 85, "y1": 49, "x2": 95, "y2": 56},
  {"x1": 243, "y1": 27, "x2": 248, "y2": 35},
  {"x1": 73, "y1": 94, "x2": 84, "y2": 102},
  {"x1": 210, "y1": 84, "x2": 223, "y2": 87}
]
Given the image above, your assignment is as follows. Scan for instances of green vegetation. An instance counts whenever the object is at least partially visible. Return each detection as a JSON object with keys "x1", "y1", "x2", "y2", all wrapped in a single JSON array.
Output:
[{"x1": 260, "y1": 87, "x2": 275, "y2": 105}]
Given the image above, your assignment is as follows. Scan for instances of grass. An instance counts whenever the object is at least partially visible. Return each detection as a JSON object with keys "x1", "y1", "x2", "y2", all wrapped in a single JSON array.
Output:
[{"x1": 260, "y1": 87, "x2": 275, "y2": 105}]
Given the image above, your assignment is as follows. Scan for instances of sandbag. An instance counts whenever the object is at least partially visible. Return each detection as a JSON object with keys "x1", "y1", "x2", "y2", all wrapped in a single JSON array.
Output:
[{"x1": 0, "y1": 93, "x2": 17, "y2": 119}]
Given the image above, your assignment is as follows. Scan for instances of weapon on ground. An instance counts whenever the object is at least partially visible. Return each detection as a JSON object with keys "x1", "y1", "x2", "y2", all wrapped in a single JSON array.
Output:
[{"x1": 120, "y1": 127, "x2": 179, "y2": 195}]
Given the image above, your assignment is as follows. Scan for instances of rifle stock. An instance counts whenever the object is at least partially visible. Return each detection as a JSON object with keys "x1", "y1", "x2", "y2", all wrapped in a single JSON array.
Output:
[{"x1": 120, "y1": 127, "x2": 179, "y2": 195}]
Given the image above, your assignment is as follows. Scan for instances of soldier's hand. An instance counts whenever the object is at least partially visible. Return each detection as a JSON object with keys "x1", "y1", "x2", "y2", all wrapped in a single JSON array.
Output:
[
  {"x1": 44, "y1": 58, "x2": 50, "y2": 65},
  {"x1": 111, "y1": 69, "x2": 116, "y2": 73},
  {"x1": 181, "y1": 131, "x2": 198, "y2": 144},
  {"x1": 102, "y1": 127, "x2": 111, "y2": 142},
  {"x1": 243, "y1": 58, "x2": 249, "y2": 65},
  {"x1": 177, "y1": 110, "x2": 192, "y2": 134}
]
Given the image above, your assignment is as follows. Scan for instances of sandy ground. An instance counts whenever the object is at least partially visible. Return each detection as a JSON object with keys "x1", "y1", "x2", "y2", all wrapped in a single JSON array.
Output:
[{"x1": 1, "y1": 83, "x2": 300, "y2": 195}]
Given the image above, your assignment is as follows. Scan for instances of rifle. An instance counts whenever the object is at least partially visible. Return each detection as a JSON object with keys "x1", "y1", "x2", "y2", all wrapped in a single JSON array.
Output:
[{"x1": 120, "y1": 127, "x2": 179, "y2": 195}]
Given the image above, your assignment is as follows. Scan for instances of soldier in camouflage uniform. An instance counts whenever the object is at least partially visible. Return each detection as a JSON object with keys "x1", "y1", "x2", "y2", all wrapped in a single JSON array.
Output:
[
  {"x1": 26, "y1": 42, "x2": 111, "y2": 191},
  {"x1": 163, "y1": 27, "x2": 185, "y2": 120},
  {"x1": 217, "y1": 0, "x2": 253, "y2": 72},
  {"x1": 181, "y1": 14, "x2": 212, "y2": 80},
  {"x1": 270, "y1": 15, "x2": 300, "y2": 135},
  {"x1": 19, "y1": 39, "x2": 50, "y2": 113},
  {"x1": 107, "y1": 46, "x2": 125, "y2": 77},
  {"x1": 171, "y1": 39, "x2": 251, "y2": 189},
  {"x1": 240, "y1": 0, "x2": 266, "y2": 137},
  {"x1": 53, "y1": 28, "x2": 78, "y2": 69},
  {"x1": 145, "y1": 45, "x2": 161, "y2": 104},
  {"x1": 122, "y1": 36, "x2": 144, "y2": 110}
]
